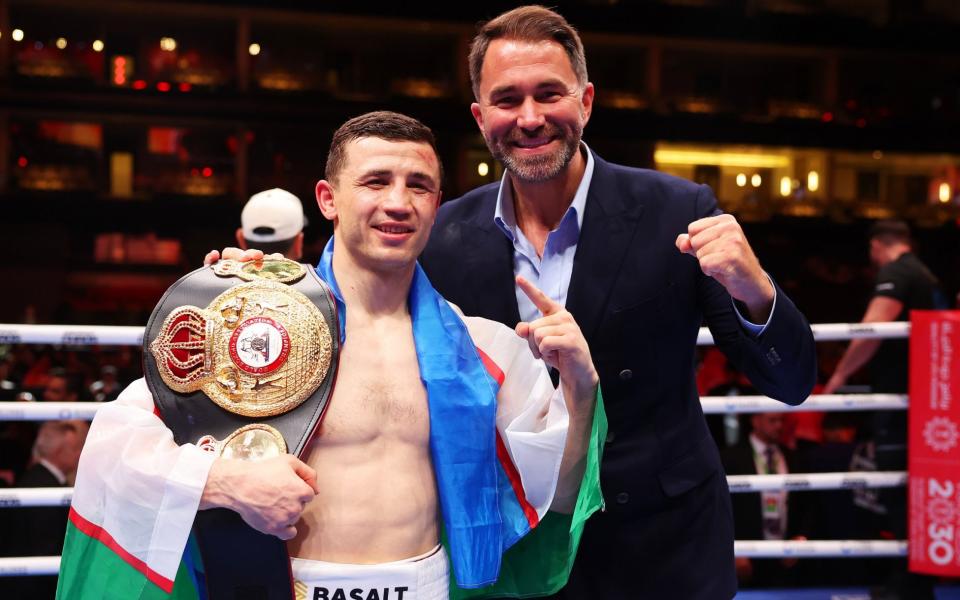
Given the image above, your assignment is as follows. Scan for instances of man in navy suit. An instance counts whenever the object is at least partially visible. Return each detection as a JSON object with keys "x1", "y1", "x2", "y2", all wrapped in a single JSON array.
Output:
[{"x1": 420, "y1": 6, "x2": 817, "y2": 598}]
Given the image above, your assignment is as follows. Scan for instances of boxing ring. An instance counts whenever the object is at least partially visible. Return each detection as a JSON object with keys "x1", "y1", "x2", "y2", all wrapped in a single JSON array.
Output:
[{"x1": 0, "y1": 320, "x2": 946, "y2": 596}]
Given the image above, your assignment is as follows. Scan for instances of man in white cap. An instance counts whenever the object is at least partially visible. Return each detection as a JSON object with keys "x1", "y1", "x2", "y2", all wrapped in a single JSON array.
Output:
[{"x1": 236, "y1": 188, "x2": 306, "y2": 260}]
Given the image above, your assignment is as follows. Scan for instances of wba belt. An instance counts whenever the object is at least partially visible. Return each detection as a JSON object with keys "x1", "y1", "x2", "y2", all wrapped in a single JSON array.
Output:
[{"x1": 143, "y1": 258, "x2": 340, "y2": 600}]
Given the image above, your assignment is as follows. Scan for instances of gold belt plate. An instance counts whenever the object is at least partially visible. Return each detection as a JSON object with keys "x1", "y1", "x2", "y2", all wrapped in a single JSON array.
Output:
[
  {"x1": 150, "y1": 279, "x2": 332, "y2": 417},
  {"x1": 197, "y1": 423, "x2": 288, "y2": 460}
]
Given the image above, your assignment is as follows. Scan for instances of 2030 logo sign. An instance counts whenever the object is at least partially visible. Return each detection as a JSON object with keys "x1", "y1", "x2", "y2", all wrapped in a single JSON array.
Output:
[{"x1": 926, "y1": 478, "x2": 957, "y2": 566}]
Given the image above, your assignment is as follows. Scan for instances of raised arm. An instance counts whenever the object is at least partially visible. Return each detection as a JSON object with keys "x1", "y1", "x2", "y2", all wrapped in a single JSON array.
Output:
[{"x1": 513, "y1": 276, "x2": 599, "y2": 513}]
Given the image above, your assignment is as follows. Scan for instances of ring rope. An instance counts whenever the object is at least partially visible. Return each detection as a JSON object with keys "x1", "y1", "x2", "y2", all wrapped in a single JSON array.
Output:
[
  {"x1": 0, "y1": 402, "x2": 102, "y2": 421},
  {"x1": 0, "y1": 471, "x2": 908, "y2": 509},
  {"x1": 0, "y1": 321, "x2": 911, "y2": 347},
  {"x1": 0, "y1": 487, "x2": 73, "y2": 507},
  {"x1": 700, "y1": 393, "x2": 907, "y2": 414},
  {"x1": 0, "y1": 540, "x2": 908, "y2": 577},
  {"x1": 0, "y1": 556, "x2": 60, "y2": 577},
  {"x1": 734, "y1": 540, "x2": 908, "y2": 558},
  {"x1": 0, "y1": 393, "x2": 908, "y2": 422},
  {"x1": 698, "y1": 321, "x2": 909, "y2": 345},
  {"x1": 726, "y1": 471, "x2": 907, "y2": 493},
  {"x1": 0, "y1": 324, "x2": 144, "y2": 346}
]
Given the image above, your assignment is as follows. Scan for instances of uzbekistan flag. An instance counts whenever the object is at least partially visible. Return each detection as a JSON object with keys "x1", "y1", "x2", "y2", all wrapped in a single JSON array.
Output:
[
  {"x1": 450, "y1": 313, "x2": 607, "y2": 598},
  {"x1": 56, "y1": 377, "x2": 211, "y2": 599}
]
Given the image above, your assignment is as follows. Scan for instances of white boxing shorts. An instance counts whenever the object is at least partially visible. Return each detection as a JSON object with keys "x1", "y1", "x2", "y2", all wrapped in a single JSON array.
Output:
[{"x1": 292, "y1": 545, "x2": 449, "y2": 600}]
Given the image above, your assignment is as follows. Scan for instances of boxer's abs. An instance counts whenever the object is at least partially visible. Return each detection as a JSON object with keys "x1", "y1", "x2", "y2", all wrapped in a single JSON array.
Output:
[{"x1": 288, "y1": 331, "x2": 439, "y2": 564}]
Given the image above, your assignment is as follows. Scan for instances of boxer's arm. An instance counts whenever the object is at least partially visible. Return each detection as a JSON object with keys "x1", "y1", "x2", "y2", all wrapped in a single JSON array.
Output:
[
  {"x1": 81, "y1": 379, "x2": 317, "y2": 542},
  {"x1": 200, "y1": 454, "x2": 318, "y2": 540}
]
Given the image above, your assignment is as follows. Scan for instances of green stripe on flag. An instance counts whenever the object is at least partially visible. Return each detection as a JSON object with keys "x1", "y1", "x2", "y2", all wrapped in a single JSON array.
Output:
[
  {"x1": 56, "y1": 521, "x2": 200, "y2": 600},
  {"x1": 452, "y1": 389, "x2": 607, "y2": 599}
]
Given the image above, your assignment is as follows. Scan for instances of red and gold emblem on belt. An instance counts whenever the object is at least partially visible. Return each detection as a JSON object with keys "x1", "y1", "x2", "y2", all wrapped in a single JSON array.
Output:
[
  {"x1": 228, "y1": 316, "x2": 291, "y2": 376},
  {"x1": 150, "y1": 278, "x2": 332, "y2": 419}
]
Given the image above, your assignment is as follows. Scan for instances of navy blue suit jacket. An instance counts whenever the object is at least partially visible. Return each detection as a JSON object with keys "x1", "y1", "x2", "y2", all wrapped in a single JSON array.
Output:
[{"x1": 421, "y1": 151, "x2": 816, "y2": 599}]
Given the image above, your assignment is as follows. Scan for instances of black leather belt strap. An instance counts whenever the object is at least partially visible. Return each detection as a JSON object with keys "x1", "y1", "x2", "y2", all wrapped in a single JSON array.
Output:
[{"x1": 143, "y1": 263, "x2": 340, "y2": 600}]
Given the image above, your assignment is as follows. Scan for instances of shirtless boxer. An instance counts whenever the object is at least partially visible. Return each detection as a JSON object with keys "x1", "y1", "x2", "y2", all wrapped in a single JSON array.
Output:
[{"x1": 58, "y1": 112, "x2": 603, "y2": 600}]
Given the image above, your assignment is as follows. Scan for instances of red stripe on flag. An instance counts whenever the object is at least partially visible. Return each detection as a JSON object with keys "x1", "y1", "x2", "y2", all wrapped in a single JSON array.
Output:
[
  {"x1": 476, "y1": 347, "x2": 505, "y2": 387},
  {"x1": 478, "y1": 346, "x2": 538, "y2": 528},
  {"x1": 68, "y1": 507, "x2": 175, "y2": 593},
  {"x1": 496, "y1": 432, "x2": 540, "y2": 529}
]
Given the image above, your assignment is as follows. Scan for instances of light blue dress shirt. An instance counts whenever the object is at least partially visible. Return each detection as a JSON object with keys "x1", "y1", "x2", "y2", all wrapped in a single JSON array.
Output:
[
  {"x1": 494, "y1": 145, "x2": 594, "y2": 324},
  {"x1": 492, "y1": 143, "x2": 774, "y2": 333}
]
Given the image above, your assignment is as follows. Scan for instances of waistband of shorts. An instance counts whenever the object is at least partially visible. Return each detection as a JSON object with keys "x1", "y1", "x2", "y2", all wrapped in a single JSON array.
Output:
[{"x1": 291, "y1": 544, "x2": 442, "y2": 570}]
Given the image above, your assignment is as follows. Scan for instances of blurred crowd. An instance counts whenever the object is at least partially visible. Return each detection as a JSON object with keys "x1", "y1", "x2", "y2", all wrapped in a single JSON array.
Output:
[
  {"x1": 0, "y1": 345, "x2": 141, "y2": 597},
  {"x1": 0, "y1": 345, "x2": 141, "y2": 485}
]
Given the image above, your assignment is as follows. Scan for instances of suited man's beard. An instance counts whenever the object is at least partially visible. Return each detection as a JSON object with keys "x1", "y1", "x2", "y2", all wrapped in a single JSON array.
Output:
[{"x1": 487, "y1": 126, "x2": 582, "y2": 183}]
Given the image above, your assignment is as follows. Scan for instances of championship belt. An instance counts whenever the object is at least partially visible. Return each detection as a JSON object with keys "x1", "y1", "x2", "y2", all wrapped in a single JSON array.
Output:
[{"x1": 143, "y1": 258, "x2": 340, "y2": 600}]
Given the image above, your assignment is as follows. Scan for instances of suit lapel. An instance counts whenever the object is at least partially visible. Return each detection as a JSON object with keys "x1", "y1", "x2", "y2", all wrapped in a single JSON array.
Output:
[
  {"x1": 566, "y1": 153, "x2": 645, "y2": 342},
  {"x1": 462, "y1": 192, "x2": 522, "y2": 327}
]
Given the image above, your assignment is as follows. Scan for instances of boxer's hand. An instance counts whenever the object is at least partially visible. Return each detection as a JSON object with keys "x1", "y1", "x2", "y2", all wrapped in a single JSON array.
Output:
[
  {"x1": 200, "y1": 455, "x2": 319, "y2": 540},
  {"x1": 515, "y1": 276, "x2": 599, "y2": 397},
  {"x1": 675, "y1": 214, "x2": 774, "y2": 322},
  {"x1": 202, "y1": 247, "x2": 269, "y2": 266}
]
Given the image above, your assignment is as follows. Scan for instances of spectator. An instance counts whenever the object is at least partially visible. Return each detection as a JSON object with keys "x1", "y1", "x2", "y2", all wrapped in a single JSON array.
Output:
[
  {"x1": 0, "y1": 354, "x2": 15, "y2": 400},
  {"x1": 89, "y1": 365, "x2": 121, "y2": 403},
  {"x1": 236, "y1": 188, "x2": 306, "y2": 260},
  {"x1": 722, "y1": 412, "x2": 808, "y2": 588},
  {"x1": 1, "y1": 419, "x2": 89, "y2": 597},
  {"x1": 42, "y1": 368, "x2": 82, "y2": 403}
]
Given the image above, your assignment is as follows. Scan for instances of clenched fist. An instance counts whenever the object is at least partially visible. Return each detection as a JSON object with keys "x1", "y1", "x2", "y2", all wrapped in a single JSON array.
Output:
[{"x1": 676, "y1": 214, "x2": 774, "y2": 323}]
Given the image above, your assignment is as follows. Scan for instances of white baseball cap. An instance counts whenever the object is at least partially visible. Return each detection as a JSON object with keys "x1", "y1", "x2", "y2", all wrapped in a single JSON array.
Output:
[{"x1": 240, "y1": 188, "x2": 305, "y2": 242}]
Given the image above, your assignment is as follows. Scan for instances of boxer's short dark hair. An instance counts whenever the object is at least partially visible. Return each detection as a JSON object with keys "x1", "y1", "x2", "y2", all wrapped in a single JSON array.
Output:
[{"x1": 325, "y1": 111, "x2": 443, "y2": 185}]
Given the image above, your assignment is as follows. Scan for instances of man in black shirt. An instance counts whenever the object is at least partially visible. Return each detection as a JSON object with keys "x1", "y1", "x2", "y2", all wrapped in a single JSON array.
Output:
[{"x1": 825, "y1": 219, "x2": 946, "y2": 394}]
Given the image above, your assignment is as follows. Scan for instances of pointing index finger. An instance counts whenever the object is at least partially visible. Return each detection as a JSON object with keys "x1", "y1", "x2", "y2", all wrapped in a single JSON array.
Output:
[{"x1": 516, "y1": 276, "x2": 560, "y2": 316}]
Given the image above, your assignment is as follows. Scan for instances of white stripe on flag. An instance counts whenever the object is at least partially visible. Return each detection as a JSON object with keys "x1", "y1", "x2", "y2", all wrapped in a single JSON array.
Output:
[{"x1": 461, "y1": 314, "x2": 568, "y2": 518}]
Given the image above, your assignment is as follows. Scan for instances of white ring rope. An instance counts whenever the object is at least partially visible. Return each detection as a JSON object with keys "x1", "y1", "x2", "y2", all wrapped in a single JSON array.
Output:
[
  {"x1": 0, "y1": 393, "x2": 909, "y2": 422},
  {"x1": 726, "y1": 471, "x2": 907, "y2": 493},
  {"x1": 0, "y1": 540, "x2": 907, "y2": 576},
  {"x1": 734, "y1": 540, "x2": 908, "y2": 558},
  {"x1": 698, "y1": 321, "x2": 910, "y2": 345},
  {"x1": 0, "y1": 321, "x2": 911, "y2": 347},
  {"x1": 0, "y1": 472, "x2": 908, "y2": 509},
  {"x1": 0, "y1": 324, "x2": 144, "y2": 346},
  {"x1": 700, "y1": 393, "x2": 908, "y2": 414},
  {"x1": 0, "y1": 556, "x2": 60, "y2": 577},
  {"x1": 0, "y1": 402, "x2": 102, "y2": 421},
  {"x1": 0, "y1": 487, "x2": 73, "y2": 507}
]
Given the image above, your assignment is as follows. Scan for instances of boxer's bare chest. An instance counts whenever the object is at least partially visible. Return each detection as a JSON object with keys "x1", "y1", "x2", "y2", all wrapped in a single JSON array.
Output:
[{"x1": 314, "y1": 316, "x2": 430, "y2": 446}]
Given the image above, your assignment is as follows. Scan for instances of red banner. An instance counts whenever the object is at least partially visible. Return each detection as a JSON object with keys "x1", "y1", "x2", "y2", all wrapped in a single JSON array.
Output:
[{"x1": 909, "y1": 311, "x2": 960, "y2": 576}]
